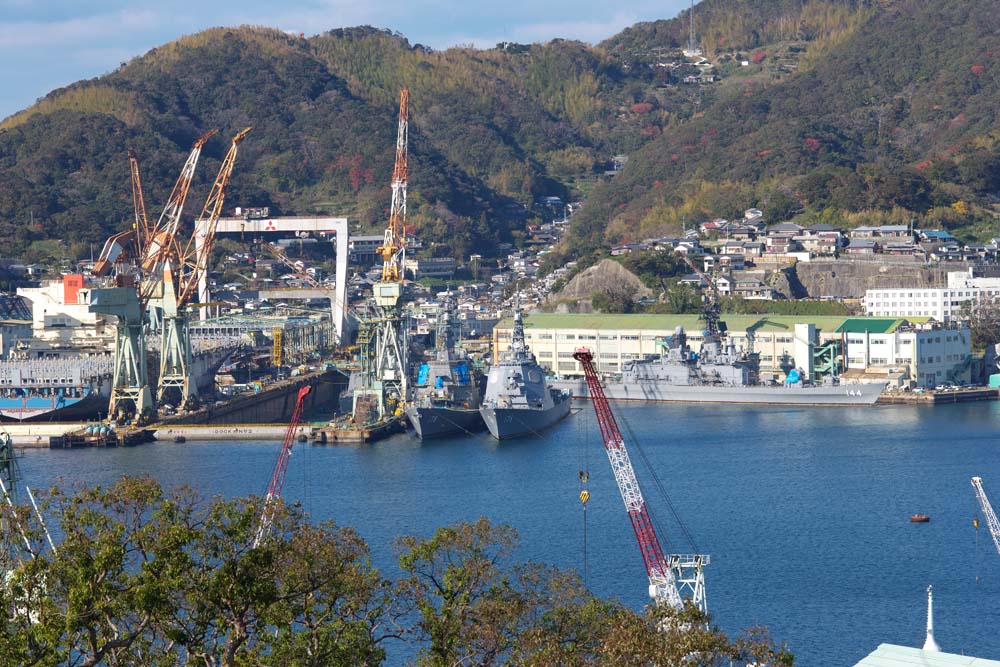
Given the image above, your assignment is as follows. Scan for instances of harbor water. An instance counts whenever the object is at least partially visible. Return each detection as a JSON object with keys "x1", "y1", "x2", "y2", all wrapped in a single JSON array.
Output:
[{"x1": 18, "y1": 401, "x2": 1000, "y2": 666}]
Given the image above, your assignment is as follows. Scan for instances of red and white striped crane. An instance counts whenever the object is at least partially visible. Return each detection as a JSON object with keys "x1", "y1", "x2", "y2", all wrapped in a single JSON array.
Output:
[
  {"x1": 573, "y1": 348, "x2": 708, "y2": 610},
  {"x1": 253, "y1": 385, "x2": 312, "y2": 547}
]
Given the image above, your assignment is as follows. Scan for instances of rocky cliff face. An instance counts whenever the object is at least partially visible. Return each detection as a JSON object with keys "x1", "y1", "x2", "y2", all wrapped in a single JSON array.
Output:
[
  {"x1": 547, "y1": 258, "x2": 652, "y2": 311},
  {"x1": 792, "y1": 260, "x2": 964, "y2": 298}
]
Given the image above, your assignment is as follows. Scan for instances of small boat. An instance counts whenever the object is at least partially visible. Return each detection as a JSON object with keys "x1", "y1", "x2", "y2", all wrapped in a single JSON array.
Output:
[{"x1": 910, "y1": 514, "x2": 930, "y2": 523}]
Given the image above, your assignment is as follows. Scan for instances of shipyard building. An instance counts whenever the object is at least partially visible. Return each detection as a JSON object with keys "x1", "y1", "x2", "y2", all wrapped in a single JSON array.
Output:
[{"x1": 492, "y1": 313, "x2": 971, "y2": 389}]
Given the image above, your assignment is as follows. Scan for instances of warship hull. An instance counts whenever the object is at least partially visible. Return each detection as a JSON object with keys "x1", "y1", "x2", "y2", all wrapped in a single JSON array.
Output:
[
  {"x1": 550, "y1": 378, "x2": 887, "y2": 406},
  {"x1": 405, "y1": 405, "x2": 485, "y2": 439},
  {"x1": 480, "y1": 394, "x2": 571, "y2": 440}
]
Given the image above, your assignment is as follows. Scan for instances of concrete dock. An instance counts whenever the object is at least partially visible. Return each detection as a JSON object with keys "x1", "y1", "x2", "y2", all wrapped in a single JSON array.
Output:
[{"x1": 877, "y1": 387, "x2": 998, "y2": 404}]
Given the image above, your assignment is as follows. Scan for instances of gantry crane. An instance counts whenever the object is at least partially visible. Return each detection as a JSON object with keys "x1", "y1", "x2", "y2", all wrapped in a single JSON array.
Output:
[
  {"x1": 88, "y1": 131, "x2": 218, "y2": 421},
  {"x1": 572, "y1": 348, "x2": 709, "y2": 612},
  {"x1": 354, "y1": 89, "x2": 410, "y2": 421},
  {"x1": 253, "y1": 385, "x2": 312, "y2": 547},
  {"x1": 972, "y1": 476, "x2": 1000, "y2": 558},
  {"x1": 157, "y1": 128, "x2": 252, "y2": 408}
]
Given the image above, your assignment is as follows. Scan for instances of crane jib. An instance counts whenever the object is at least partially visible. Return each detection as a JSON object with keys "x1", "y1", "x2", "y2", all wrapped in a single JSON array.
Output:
[{"x1": 573, "y1": 348, "x2": 684, "y2": 608}]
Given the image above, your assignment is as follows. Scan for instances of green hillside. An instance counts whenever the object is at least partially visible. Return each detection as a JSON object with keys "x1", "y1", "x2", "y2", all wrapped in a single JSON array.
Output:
[
  {"x1": 3, "y1": 1, "x2": 1000, "y2": 264},
  {"x1": 571, "y1": 0, "x2": 1000, "y2": 250}
]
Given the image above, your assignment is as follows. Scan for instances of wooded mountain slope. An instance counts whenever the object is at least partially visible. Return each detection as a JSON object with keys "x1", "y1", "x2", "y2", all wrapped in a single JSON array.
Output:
[{"x1": 2, "y1": 1, "x2": 998, "y2": 263}]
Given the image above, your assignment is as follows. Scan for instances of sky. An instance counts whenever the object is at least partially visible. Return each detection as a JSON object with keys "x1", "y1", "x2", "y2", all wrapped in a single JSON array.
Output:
[{"x1": 1, "y1": 0, "x2": 692, "y2": 120}]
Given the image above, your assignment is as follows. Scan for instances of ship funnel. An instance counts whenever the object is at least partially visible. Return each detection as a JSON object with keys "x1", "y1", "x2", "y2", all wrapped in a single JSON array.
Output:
[{"x1": 923, "y1": 585, "x2": 940, "y2": 652}]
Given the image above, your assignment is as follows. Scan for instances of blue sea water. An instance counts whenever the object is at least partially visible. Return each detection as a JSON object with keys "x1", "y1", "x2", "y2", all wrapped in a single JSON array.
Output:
[{"x1": 18, "y1": 401, "x2": 1000, "y2": 666}]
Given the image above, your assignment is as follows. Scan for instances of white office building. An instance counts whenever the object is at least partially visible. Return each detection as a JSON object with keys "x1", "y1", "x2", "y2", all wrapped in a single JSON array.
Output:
[
  {"x1": 843, "y1": 323, "x2": 971, "y2": 388},
  {"x1": 863, "y1": 271, "x2": 1000, "y2": 322}
]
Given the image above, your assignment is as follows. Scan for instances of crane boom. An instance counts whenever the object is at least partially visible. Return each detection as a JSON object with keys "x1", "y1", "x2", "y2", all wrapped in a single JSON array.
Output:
[
  {"x1": 377, "y1": 88, "x2": 409, "y2": 286},
  {"x1": 573, "y1": 348, "x2": 684, "y2": 609},
  {"x1": 254, "y1": 385, "x2": 312, "y2": 546},
  {"x1": 129, "y1": 148, "x2": 150, "y2": 256},
  {"x1": 178, "y1": 126, "x2": 252, "y2": 308},
  {"x1": 972, "y1": 476, "x2": 1000, "y2": 557}
]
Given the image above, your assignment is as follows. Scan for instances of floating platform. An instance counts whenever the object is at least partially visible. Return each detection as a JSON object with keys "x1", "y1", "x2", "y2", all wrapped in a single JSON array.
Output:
[
  {"x1": 312, "y1": 416, "x2": 404, "y2": 444},
  {"x1": 151, "y1": 424, "x2": 317, "y2": 441},
  {"x1": 877, "y1": 388, "x2": 998, "y2": 404},
  {"x1": 49, "y1": 428, "x2": 154, "y2": 448}
]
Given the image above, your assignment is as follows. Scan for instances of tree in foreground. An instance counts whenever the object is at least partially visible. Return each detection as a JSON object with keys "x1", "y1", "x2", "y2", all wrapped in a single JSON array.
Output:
[
  {"x1": 0, "y1": 476, "x2": 395, "y2": 667},
  {"x1": 396, "y1": 517, "x2": 794, "y2": 667},
  {"x1": 0, "y1": 478, "x2": 793, "y2": 666}
]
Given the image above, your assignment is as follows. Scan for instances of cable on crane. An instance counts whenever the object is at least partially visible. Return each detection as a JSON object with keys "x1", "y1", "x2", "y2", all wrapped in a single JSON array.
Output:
[{"x1": 619, "y1": 410, "x2": 701, "y2": 554}]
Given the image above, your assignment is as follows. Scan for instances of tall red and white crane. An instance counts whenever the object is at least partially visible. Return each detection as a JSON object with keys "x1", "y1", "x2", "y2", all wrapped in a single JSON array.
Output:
[
  {"x1": 253, "y1": 385, "x2": 312, "y2": 547},
  {"x1": 573, "y1": 348, "x2": 708, "y2": 611},
  {"x1": 972, "y1": 476, "x2": 1000, "y2": 558}
]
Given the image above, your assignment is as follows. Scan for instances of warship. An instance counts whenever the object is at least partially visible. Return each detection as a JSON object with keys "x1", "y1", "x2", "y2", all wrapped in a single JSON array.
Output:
[
  {"x1": 551, "y1": 324, "x2": 886, "y2": 406},
  {"x1": 480, "y1": 305, "x2": 571, "y2": 439},
  {"x1": 405, "y1": 294, "x2": 485, "y2": 439}
]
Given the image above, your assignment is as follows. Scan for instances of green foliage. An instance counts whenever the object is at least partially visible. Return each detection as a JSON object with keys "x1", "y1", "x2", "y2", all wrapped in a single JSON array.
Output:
[
  {"x1": 666, "y1": 283, "x2": 703, "y2": 314},
  {"x1": 573, "y1": 0, "x2": 1000, "y2": 251},
  {"x1": 0, "y1": 476, "x2": 391, "y2": 667},
  {"x1": 8, "y1": 1, "x2": 1000, "y2": 260},
  {"x1": 720, "y1": 296, "x2": 849, "y2": 316},
  {"x1": 591, "y1": 288, "x2": 636, "y2": 314},
  {"x1": 0, "y1": 480, "x2": 795, "y2": 666}
]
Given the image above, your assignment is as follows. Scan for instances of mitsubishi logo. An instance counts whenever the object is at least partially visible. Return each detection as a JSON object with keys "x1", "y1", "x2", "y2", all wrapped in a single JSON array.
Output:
[{"x1": 264, "y1": 220, "x2": 276, "y2": 231}]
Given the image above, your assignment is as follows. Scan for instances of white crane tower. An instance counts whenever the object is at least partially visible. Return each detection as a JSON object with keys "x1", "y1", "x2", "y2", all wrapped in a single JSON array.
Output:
[{"x1": 972, "y1": 476, "x2": 1000, "y2": 558}]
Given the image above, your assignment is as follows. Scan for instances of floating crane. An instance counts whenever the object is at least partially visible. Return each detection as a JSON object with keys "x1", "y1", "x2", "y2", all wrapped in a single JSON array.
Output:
[
  {"x1": 572, "y1": 348, "x2": 708, "y2": 612},
  {"x1": 254, "y1": 385, "x2": 312, "y2": 547},
  {"x1": 972, "y1": 476, "x2": 1000, "y2": 558},
  {"x1": 157, "y1": 127, "x2": 252, "y2": 408}
]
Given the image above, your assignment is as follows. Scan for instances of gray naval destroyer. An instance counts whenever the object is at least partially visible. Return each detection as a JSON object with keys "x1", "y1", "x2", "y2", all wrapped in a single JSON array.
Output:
[
  {"x1": 405, "y1": 294, "x2": 485, "y2": 439},
  {"x1": 552, "y1": 323, "x2": 886, "y2": 406},
  {"x1": 480, "y1": 306, "x2": 571, "y2": 439}
]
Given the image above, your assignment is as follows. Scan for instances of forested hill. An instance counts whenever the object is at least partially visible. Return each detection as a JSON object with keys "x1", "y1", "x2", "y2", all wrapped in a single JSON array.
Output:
[
  {"x1": 572, "y1": 0, "x2": 1000, "y2": 251},
  {"x1": 3, "y1": 1, "x2": 1000, "y2": 263}
]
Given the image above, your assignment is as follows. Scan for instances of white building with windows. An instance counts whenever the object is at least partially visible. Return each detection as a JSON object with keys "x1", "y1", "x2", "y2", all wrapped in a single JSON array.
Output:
[
  {"x1": 841, "y1": 321, "x2": 971, "y2": 388},
  {"x1": 863, "y1": 271, "x2": 1000, "y2": 322}
]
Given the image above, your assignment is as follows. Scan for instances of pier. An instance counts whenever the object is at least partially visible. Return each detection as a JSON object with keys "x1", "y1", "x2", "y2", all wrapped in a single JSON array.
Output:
[{"x1": 877, "y1": 387, "x2": 998, "y2": 404}]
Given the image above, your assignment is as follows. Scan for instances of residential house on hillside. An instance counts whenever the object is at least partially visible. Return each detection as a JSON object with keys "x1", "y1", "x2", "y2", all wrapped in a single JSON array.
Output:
[
  {"x1": 918, "y1": 229, "x2": 958, "y2": 244},
  {"x1": 763, "y1": 223, "x2": 805, "y2": 256},
  {"x1": 844, "y1": 239, "x2": 880, "y2": 255},
  {"x1": 733, "y1": 279, "x2": 776, "y2": 300},
  {"x1": 850, "y1": 225, "x2": 914, "y2": 241},
  {"x1": 715, "y1": 275, "x2": 733, "y2": 296},
  {"x1": 679, "y1": 273, "x2": 708, "y2": 289},
  {"x1": 743, "y1": 208, "x2": 764, "y2": 225}
]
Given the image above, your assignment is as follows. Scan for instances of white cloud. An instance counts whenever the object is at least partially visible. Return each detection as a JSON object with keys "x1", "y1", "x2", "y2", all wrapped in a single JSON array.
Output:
[{"x1": 0, "y1": 8, "x2": 163, "y2": 50}]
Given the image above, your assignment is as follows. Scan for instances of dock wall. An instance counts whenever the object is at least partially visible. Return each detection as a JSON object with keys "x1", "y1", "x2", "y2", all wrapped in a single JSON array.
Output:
[{"x1": 154, "y1": 369, "x2": 346, "y2": 425}]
